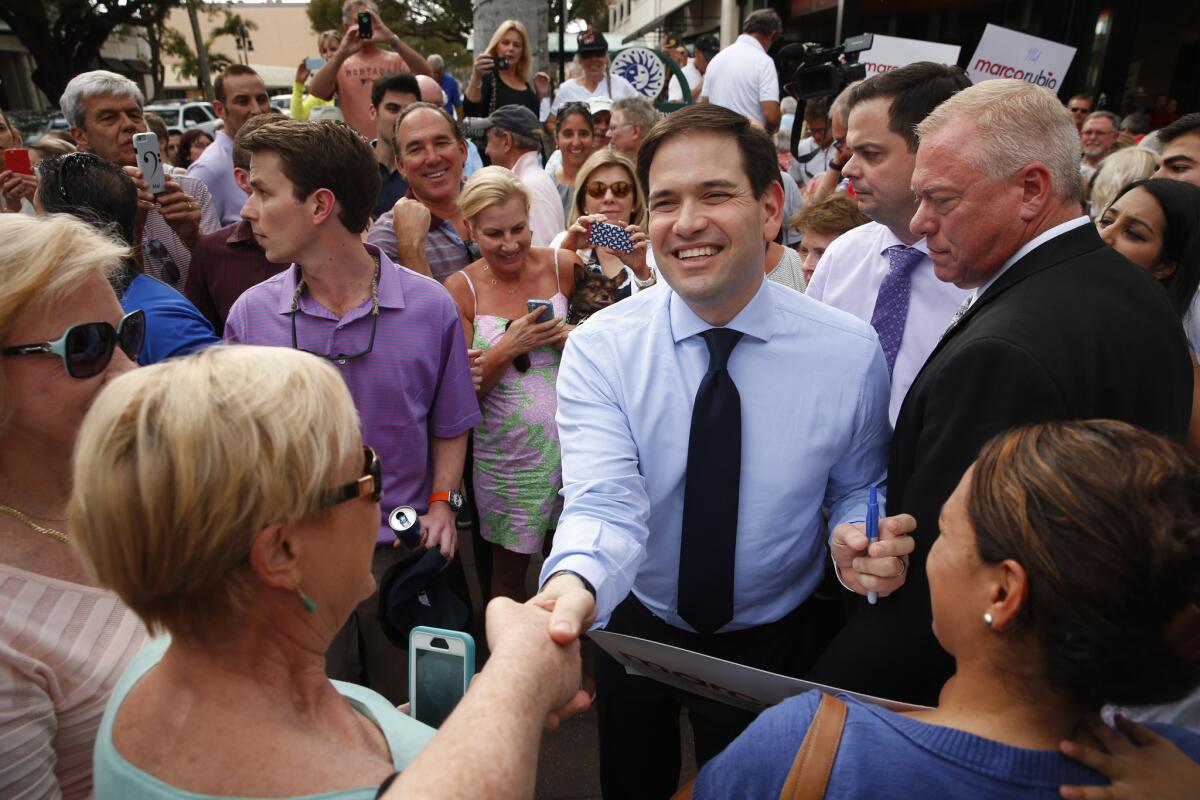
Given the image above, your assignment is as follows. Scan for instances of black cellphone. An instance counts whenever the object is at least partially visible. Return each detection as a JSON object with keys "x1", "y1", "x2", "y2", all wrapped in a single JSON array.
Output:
[
  {"x1": 527, "y1": 299, "x2": 554, "y2": 323},
  {"x1": 494, "y1": 55, "x2": 511, "y2": 71},
  {"x1": 357, "y1": 10, "x2": 373, "y2": 41}
]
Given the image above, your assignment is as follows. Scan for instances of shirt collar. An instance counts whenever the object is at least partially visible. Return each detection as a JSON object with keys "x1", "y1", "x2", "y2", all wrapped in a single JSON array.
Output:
[
  {"x1": 227, "y1": 219, "x2": 257, "y2": 245},
  {"x1": 669, "y1": 275, "x2": 775, "y2": 345},
  {"x1": 215, "y1": 129, "x2": 234, "y2": 150},
  {"x1": 974, "y1": 215, "x2": 1090, "y2": 299},
  {"x1": 514, "y1": 151, "x2": 539, "y2": 173},
  {"x1": 274, "y1": 243, "x2": 406, "y2": 314},
  {"x1": 737, "y1": 34, "x2": 766, "y2": 54},
  {"x1": 877, "y1": 226, "x2": 929, "y2": 258}
]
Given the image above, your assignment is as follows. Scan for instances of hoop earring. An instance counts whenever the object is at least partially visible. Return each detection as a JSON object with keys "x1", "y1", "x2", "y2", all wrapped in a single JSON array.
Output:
[
  {"x1": 295, "y1": 577, "x2": 317, "y2": 614},
  {"x1": 983, "y1": 612, "x2": 994, "y2": 628}
]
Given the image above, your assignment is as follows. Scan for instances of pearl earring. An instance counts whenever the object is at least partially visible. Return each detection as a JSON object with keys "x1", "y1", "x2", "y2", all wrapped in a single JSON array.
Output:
[{"x1": 983, "y1": 612, "x2": 994, "y2": 628}]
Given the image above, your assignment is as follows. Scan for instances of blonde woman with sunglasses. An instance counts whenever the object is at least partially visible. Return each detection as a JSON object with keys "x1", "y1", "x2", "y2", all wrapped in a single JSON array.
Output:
[
  {"x1": 550, "y1": 150, "x2": 656, "y2": 301},
  {"x1": 0, "y1": 214, "x2": 147, "y2": 799}
]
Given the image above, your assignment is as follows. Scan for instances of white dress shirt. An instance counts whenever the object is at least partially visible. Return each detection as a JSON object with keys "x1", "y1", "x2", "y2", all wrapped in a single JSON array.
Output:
[
  {"x1": 667, "y1": 59, "x2": 703, "y2": 102},
  {"x1": 549, "y1": 74, "x2": 640, "y2": 116},
  {"x1": 699, "y1": 35, "x2": 780, "y2": 126},
  {"x1": 541, "y1": 277, "x2": 892, "y2": 632},
  {"x1": 806, "y1": 221, "x2": 970, "y2": 425},
  {"x1": 512, "y1": 150, "x2": 566, "y2": 247}
]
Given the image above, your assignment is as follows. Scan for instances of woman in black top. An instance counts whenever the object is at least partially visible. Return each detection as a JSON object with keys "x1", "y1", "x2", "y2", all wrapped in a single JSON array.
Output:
[{"x1": 464, "y1": 20, "x2": 539, "y2": 118}]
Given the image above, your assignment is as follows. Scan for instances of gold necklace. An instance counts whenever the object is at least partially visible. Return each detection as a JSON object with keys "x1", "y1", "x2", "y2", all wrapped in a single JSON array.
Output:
[
  {"x1": 482, "y1": 262, "x2": 518, "y2": 295},
  {"x1": 0, "y1": 504, "x2": 69, "y2": 543}
]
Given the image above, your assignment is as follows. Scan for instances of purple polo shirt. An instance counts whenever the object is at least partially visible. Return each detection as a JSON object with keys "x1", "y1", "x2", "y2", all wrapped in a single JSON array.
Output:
[{"x1": 224, "y1": 244, "x2": 482, "y2": 544}]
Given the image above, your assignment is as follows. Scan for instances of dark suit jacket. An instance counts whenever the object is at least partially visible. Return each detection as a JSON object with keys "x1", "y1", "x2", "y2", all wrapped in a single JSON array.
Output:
[{"x1": 806, "y1": 221, "x2": 1194, "y2": 705}]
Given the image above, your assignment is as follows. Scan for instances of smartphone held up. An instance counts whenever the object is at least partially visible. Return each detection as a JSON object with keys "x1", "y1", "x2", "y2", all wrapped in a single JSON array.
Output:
[
  {"x1": 1, "y1": 148, "x2": 32, "y2": 176},
  {"x1": 357, "y1": 10, "x2": 373, "y2": 42},
  {"x1": 132, "y1": 132, "x2": 167, "y2": 195},
  {"x1": 409, "y1": 626, "x2": 475, "y2": 728}
]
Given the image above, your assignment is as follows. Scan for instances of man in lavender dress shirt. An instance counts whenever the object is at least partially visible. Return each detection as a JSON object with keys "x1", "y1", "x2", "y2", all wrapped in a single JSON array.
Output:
[
  {"x1": 224, "y1": 118, "x2": 481, "y2": 703},
  {"x1": 188, "y1": 65, "x2": 271, "y2": 225}
]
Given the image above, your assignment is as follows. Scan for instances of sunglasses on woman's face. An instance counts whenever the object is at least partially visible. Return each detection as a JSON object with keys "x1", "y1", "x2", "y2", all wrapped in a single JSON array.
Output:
[
  {"x1": 586, "y1": 180, "x2": 632, "y2": 199},
  {"x1": 319, "y1": 445, "x2": 383, "y2": 510},
  {"x1": 1, "y1": 309, "x2": 145, "y2": 378}
]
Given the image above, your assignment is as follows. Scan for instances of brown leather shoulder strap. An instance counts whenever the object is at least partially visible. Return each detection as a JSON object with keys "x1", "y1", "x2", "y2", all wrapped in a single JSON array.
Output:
[{"x1": 780, "y1": 693, "x2": 848, "y2": 800}]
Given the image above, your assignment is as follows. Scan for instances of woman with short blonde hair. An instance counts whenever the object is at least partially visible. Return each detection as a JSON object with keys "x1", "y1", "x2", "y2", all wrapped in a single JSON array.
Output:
[
  {"x1": 445, "y1": 167, "x2": 580, "y2": 601},
  {"x1": 464, "y1": 20, "x2": 539, "y2": 118},
  {"x1": 0, "y1": 213, "x2": 146, "y2": 799}
]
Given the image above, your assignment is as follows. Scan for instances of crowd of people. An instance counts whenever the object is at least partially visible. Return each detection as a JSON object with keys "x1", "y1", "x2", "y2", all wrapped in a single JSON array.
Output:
[{"x1": 2, "y1": 0, "x2": 1200, "y2": 798}]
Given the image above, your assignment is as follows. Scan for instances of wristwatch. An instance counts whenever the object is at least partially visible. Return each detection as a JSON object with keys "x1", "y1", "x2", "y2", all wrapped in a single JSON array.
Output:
[
  {"x1": 429, "y1": 489, "x2": 465, "y2": 512},
  {"x1": 544, "y1": 569, "x2": 597, "y2": 599}
]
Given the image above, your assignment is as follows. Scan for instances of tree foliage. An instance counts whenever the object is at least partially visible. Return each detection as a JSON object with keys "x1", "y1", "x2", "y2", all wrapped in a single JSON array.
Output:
[
  {"x1": 0, "y1": 0, "x2": 184, "y2": 106},
  {"x1": 161, "y1": 27, "x2": 233, "y2": 85}
]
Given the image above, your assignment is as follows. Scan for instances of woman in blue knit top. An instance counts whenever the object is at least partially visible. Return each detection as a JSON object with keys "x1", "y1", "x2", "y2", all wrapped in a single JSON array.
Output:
[{"x1": 696, "y1": 420, "x2": 1200, "y2": 799}]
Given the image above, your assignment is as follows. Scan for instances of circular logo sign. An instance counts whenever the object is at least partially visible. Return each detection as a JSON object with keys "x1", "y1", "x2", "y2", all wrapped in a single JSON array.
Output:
[{"x1": 612, "y1": 47, "x2": 667, "y2": 99}]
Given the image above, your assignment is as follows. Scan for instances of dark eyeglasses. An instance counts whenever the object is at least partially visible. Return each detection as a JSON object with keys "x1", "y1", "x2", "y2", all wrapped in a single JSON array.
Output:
[
  {"x1": 586, "y1": 180, "x2": 632, "y2": 199},
  {"x1": 290, "y1": 265, "x2": 379, "y2": 363},
  {"x1": 1, "y1": 309, "x2": 145, "y2": 378},
  {"x1": 319, "y1": 445, "x2": 383, "y2": 509}
]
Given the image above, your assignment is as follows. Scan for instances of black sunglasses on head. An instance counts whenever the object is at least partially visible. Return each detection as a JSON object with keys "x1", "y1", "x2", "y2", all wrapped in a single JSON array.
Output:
[
  {"x1": 319, "y1": 445, "x2": 383, "y2": 509},
  {"x1": 1, "y1": 309, "x2": 145, "y2": 377}
]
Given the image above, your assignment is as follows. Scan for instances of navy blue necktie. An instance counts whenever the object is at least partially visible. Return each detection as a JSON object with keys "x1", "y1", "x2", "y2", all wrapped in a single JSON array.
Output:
[{"x1": 678, "y1": 327, "x2": 744, "y2": 634}]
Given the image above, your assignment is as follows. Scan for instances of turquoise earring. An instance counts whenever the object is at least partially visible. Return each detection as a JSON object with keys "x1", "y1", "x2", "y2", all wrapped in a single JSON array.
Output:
[{"x1": 295, "y1": 577, "x2": 318, "y2": 614}]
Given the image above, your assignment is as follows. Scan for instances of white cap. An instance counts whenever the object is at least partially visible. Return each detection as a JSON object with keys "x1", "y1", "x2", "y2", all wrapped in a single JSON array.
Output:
[{"x1": 588, "y1": 97, "x2": 614, "y2": 116}]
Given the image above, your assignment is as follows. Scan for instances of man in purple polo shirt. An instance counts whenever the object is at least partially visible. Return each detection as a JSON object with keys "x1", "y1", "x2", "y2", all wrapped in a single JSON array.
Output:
[
  {"x1": 224, "y1": 117, "x2": 481, "y2": 703},
  {"x1": 188, "y1": 64, "x2": 271, "y2": 225},
  {"x1": 367, "y1": 103, "x2": 477, "y2": 281}
]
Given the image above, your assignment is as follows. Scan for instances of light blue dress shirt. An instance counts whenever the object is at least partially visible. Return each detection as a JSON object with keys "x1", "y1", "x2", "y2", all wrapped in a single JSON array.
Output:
[
  {"x1": 187, "y1": 130, "x2": 248, "y2": 226},
  {"x1": 541, "y1": 276, "x2": 892, "y2": 632}
]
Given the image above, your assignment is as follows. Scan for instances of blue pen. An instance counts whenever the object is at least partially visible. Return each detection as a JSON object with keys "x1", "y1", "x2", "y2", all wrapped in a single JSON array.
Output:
[{"x1": 866, "y1": 484, "x2": 879, "y2": 605}]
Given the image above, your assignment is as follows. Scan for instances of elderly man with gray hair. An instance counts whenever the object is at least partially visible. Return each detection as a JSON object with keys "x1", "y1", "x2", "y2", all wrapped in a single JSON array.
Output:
[
  {"x1": 807, "y1": 78, "x2": 1196, "y2": 705},
  {"x1": 60, "y1": 70, "x2": 221, "y2": 291},
  {"x1": 427, "y1": 53, "x2": 463, "y2": 121}
]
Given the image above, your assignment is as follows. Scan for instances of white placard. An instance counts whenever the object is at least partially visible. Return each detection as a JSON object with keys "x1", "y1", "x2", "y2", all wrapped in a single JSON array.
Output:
[
  {"x1": 589, "y1": 629, "x2": 930, "y2": 713},
  {"x1": 858, "y1": 34, "x2": 961, "y2": 76},
  {"x1": 967, "y1": 23, "x2": 1076, "y2": 91}
]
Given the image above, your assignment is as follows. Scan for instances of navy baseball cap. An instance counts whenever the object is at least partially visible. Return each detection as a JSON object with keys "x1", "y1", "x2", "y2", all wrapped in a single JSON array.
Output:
[
  {"x1": 377, "y1": 547, "x2": 470, "y2": 647},
  {"x1": 577, "y1": 29, "x2": 608, "y2": 56}
]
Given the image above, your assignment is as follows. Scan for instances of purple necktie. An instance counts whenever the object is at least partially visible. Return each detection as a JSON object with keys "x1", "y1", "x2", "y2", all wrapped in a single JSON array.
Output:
[{"x1": 869, "y1": 245, "x2": 925, "y2": 377}]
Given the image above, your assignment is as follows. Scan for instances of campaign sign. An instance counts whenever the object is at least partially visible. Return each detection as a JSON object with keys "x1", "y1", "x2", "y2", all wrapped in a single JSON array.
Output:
[
  {"x1": 589, "y1": 629, "x2": 929, "y2": 713},
  {"x1": 858, "y1": 34, "x2": 961, "y2": 76},
  {"x1": 968, "y1": 23, "x2": 1076, "y2": 91}
]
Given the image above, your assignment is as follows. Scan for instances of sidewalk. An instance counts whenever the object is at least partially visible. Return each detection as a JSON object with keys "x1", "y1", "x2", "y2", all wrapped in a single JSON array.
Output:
[{"x1": 455, "y1": 522, "x2": 698, "y2": 799}]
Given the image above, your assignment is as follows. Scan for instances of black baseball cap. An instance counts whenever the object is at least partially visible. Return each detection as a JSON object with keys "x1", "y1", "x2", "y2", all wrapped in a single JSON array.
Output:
[
  {"x1": 695, "y1": 34, "x2": 720, "y2": 59},
  {"x1": 377, "y1": 547, "x2": 470, "y2": 647},
  {"x1": 482, "y1": 104, "x2": 542, "y2": 138},
  {"x1": 577, "y1": 29, "x2": 608, "y2": 56}
]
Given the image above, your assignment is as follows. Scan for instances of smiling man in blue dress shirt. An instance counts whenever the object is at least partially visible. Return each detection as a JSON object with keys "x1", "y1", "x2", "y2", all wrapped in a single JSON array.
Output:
[{"x1": 532, "y1": 104, "x2": 917, "y2": 799}]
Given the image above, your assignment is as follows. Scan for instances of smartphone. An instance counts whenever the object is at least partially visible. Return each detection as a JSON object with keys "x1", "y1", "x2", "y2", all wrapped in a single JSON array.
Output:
[
  {"x1": 305, "y1": 56, "x2": 326, "y2": 70},
  {"x1": 493, "y1": 55, "x2": 511, "y2": 71},
  {"x1": 527, "y1": 299, "x2": 554, "y2": 323},
  {"x1": 132, "y1": 132, "x2": 166, "y2": 195},
  {"x1": 1, "y1": 148, "x2": 32, "y2": 175},
  {"x1": 409, "y1": 627, "x2": 475, "y2": 728},
  {"x1": 357, "y1": 10, "x2": 373, "y2": 41},
  {"x1": 587, "y1": 220, "x2": 634, "y2": 253}
]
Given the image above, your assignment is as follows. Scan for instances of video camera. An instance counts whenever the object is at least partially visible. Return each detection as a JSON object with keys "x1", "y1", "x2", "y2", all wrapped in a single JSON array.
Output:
[{"x1": 781, "y1": 33, "x2": 874, "y2": 101}]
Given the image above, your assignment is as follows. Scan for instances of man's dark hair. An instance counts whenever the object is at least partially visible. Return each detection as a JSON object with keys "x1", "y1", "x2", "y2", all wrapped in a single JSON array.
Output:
[
  {"x1": 637, "y1": 103, "x2": 778, "y2": 201},
  {"x1": 742, "y1": 8, "x2": 782, "y2": 38},
  {"x1": 371, "y1": 72, "x2": 421, "y2": 110},
  {"x1": 846, "y1": 62, "x2": 970, "y2": 151},
  {"x1": 803, "y1": 97, "x2": 830, "y2": 123},
  {"x1": 241, "y1": 118, "x2": 380, "y2": 234},
  {"x1": 1159, "y1": 112, "x2": 1200, "y2": 145},
  {"x1": 232, "y1": 113, "x2": 288, "y2": 171},
  {"x1": 214, "y1": 64, "x2": 262, "y2": 104}
]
